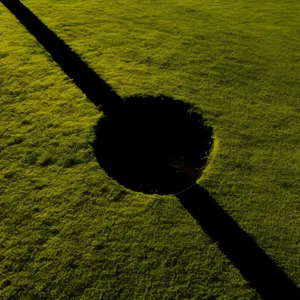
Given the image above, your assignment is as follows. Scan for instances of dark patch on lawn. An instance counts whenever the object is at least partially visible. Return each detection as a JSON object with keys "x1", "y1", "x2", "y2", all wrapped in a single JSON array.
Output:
[
  {"x1": 93, "y1": 95, "x2": 212, "y2": 194},
  {"x1": 39, "y1": 157, "x2": 56, "y2": 167},
  {"x1": 3, "y1": 1, "x2": 300, "y2": 298}
]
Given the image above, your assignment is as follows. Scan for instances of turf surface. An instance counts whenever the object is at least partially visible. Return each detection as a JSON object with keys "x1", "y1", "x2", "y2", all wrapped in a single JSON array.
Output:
[{"x1": 1, "y1": 0, "x2": 300, "y2": 299}]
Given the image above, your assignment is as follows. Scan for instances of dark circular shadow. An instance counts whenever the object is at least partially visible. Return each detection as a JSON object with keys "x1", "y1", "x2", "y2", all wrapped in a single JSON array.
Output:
[{"x1": 93, "y1": 95, "x2": 213, "y2": 195}]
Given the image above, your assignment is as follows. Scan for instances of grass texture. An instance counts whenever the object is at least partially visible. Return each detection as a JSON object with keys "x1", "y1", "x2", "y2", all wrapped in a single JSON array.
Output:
[{"x1": 1, "y1": 0, "x2": 300, "y2": 299}]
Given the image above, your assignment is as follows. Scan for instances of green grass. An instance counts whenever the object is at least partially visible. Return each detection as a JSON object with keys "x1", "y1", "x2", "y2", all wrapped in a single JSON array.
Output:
[{"x1": 1, "y1": 0, "x2": 300, "y2": 299}]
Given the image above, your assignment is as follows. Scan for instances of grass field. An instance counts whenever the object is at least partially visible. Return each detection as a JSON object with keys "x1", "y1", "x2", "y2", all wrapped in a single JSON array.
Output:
[{"x1": 1, "y1": 0, "x2": 300, "y2": 299}]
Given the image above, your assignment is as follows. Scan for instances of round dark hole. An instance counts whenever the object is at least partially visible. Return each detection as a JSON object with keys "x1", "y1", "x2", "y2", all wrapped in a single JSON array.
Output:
[{"x1": 93, "y1": 95, "x2": 213, "y2": 195}]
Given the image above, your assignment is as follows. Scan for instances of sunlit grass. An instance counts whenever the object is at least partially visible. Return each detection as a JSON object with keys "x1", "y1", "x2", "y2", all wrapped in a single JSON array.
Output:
[{"x1": 1, "y1": 0, "x2": 300, "y2": 298}]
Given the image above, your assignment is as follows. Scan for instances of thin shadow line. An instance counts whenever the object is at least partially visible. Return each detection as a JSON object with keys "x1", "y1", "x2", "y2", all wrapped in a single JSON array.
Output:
[
  {"x1": 2, "y1": 1, "x2": 300, "y2": 299},
  {"x1": 1, "y1": 0, "x2": 124, "y2": 115},
  {"x1": 178, "y1": 185, "x2": 300, "y2": 299}
]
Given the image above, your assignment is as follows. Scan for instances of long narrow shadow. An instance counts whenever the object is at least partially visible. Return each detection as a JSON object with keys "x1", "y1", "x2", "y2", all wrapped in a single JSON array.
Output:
[
  {"x1": 2, "y1": 1, "x2": 300, "y2": 299},
  {"x1": 1, "y1": 0, "x2": 124, "y2": 115},
  {"x1": 178, "y1": 185, "x2": 300, "y2": 299}
]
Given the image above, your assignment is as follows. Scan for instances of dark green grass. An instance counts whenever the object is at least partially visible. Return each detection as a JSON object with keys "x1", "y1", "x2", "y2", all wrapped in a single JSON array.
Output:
[{"x1": 1, "y1": 0, "x2": 300, "y2": 299}]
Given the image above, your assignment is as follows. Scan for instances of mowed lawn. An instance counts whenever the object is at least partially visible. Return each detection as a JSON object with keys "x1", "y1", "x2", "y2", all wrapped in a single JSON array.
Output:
[{"x1": 1, "y1": 0, "x2": 300, "y2": 299}]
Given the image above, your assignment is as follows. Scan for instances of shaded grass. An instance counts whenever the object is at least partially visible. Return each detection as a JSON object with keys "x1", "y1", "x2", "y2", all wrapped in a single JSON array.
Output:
[
  {"x1": 94, "y1": 95, "x2": 213, "y2": 195},
  {"x1": 1, "y1": 0, "x2": 300, "y2": 299}
]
